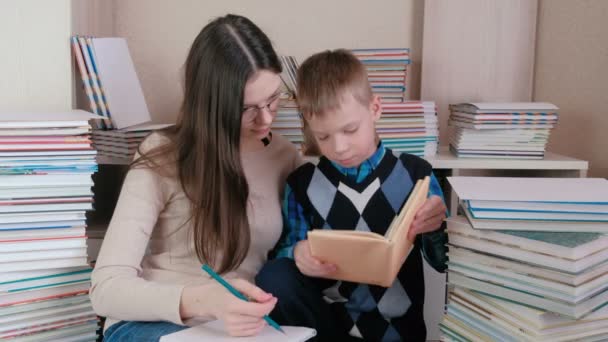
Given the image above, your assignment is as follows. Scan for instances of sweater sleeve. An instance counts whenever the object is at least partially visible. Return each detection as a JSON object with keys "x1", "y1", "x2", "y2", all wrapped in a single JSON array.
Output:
[{"x1": 90, "y1": 160, "x2": 186, "y2": 325}]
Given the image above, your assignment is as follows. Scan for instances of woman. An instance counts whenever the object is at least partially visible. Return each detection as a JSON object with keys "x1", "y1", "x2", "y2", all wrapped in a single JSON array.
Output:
[{"x1": 90, "y1": 14, "x2": 301, "y2": 341}]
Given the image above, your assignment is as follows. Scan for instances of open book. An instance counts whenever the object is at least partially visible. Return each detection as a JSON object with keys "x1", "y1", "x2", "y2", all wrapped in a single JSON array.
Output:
[{"x1": 308, "y1": 176, "x2": 430, "y2": 287}]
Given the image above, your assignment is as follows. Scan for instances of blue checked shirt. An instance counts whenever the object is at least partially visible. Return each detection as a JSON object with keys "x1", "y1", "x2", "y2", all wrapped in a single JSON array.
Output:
[{"x1": 274, "y1": 141, "x2": 447, "y2": 260}]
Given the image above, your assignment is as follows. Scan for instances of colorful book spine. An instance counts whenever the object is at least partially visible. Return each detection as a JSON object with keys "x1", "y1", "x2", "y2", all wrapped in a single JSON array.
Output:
[
  {"x1": 71, "y1": 37, "x2": 100, "y2": 119},
  {"x1": 77, "y1": 36, "x2": 111, "y2": 129},
  {"x1": 85, "y1": 37, "x2": 113, "y2": 129}
]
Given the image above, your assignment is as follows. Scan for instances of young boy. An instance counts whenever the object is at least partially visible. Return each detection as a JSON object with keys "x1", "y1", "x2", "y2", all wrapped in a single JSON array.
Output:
[{"x1": 256, "y1": 49, "x2": 448, "y2": 342}]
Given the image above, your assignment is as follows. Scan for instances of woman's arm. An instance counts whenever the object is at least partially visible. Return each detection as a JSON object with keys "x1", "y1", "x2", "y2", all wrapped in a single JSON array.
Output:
[{"x1": 90, "y1": 165, "x2": 187, "y2": 324}]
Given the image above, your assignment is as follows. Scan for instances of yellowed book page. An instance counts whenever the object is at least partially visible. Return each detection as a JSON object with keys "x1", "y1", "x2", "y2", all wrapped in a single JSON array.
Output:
[
  {"x1": 387, "y1": 176, "x2": 430, "y2": 280},
  {"x1": 308, "y1": 231, "x2": 391, "y2": 286}
]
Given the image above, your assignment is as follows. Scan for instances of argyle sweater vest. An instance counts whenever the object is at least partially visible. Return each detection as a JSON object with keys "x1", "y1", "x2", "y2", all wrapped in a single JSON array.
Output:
[{"x1": 287, "y1": 150, "x2": 433, "y2": 341}]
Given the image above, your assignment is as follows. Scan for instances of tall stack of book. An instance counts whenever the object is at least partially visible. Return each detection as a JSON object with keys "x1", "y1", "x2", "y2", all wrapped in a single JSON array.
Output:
[
  {"x1": 379, "y1": 101, "x2": 438, "y2": 157},
  {"x1": 440, "y1": 177, "x2": 608, "y2": 341},
  {"x1": 352, "y1": 48, "x2": 410, "y2": 103},
  {"x1": 448, "y1": 102, "x2": 559, "y2": 159},
  {"x1": 0, "y1": 111, "x2": 100, "y2": 340}
]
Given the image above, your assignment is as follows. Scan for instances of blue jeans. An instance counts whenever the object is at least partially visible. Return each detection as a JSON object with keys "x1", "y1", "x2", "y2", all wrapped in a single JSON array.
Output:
[{"x1": 103, "y1": 321, "x2": 187, "y2": 342}]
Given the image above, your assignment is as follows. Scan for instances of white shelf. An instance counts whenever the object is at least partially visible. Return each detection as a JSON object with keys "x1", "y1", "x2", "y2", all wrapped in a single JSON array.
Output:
[{"x1": 426, "y1": 146, "x2": 589, "y2": 171}]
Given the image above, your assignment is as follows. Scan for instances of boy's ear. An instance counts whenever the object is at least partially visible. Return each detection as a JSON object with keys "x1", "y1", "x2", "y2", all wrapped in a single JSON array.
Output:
[{"x1": 370, "y1": 95, "x2": 382, "y2": 122}]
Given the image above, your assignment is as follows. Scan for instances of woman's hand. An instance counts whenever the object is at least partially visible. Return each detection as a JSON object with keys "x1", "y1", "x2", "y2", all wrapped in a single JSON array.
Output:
[
  {"x1": 293, "y1": 239, "x2": 336, "y2": 277},
  {"x1": 407, "y1": 195, "x2": 447, "y2": 241},
  {"x1": 180, "y1": 279, "x2": 277, "y2": 336}
]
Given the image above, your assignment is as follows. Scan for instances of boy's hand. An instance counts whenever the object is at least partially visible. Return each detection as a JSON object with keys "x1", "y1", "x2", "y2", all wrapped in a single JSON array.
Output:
[
  {"x1": 293, "y1": 240, "x2": 337, "y2": 277},
  {"x1": 408, "y1": 195, "x2": 446, "y2": 240}
]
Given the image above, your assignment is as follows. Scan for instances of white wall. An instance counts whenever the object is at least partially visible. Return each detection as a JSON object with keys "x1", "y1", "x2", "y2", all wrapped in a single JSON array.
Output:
[
  {"x1": 421, "y1": 0, "x2": 538, "y2": 145},
  {"x1": 534, "y1": 0, "x2": 608, "y2": 177},
  {"x1": 109, "y1": 0, "x2": 424, "y2": 124},
  {"x1": 0, "y1": 0, "x2": 72, "y2": 112}
]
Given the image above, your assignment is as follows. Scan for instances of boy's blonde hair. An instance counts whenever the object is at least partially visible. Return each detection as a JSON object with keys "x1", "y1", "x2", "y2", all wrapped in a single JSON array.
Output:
[{"x1": 296, "y1": 49, "x2": 373, "y2": 119}]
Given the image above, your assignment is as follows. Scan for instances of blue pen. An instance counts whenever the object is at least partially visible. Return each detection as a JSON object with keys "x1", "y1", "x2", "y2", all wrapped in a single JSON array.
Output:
[{"x1": 201, "y1": 264, "x2": 285, "y2": 334}]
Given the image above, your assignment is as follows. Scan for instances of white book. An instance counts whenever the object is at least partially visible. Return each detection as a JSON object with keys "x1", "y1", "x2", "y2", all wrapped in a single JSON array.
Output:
[
  {"x1": 0, "y1": 212, "x2": 87, "y2": 225},
  {"x1": 0, "y1": 227, "x2": 85, "y2": 241},
  {"x1": 450, "y1": 102, "x2": 559, "y2": 113},
  {"x1": 0, "y1": 257, "x2": 88, "y2": 273},
  {"x1": 0, "y1": 188, "x2": 93, "y2": 199},
  {"x1": 451, "y1": 111, "x2": 559, "y2": 120},
  {"x1": 0, "y1": 293, "x2": 90, "y2": 316},
  {"x1": 1, "y1": 237, "x2": 87, "y2": 253},
  {"x1": 0, "y1": 203, "x2": 92, "y2": 214},
  {"x1": 462, "y1": 204, "x2": 608, "y2": 232},
  {"x1": 448, "y1": 246, "x2": 608, "y2": 287},
  {"x1": 469, "y1": 208, "x2": 608, "y2": 222},
  {"x1": 0, "y1": 281, "x2": 90, "y2": 307},
  {"x1": 0, "y1": 174, "x2": 93, "y2": 188},
  {"x1": 161, "y1": 320, "x2": 316, "y2": 342},
  {"x1": 0, "y1": 111, "x2": 101, "y2": 128},
  {"x1": 446, "y1": 297, "x2": 608, "y2": 342},
  {"x1": 0, "y1": 247, "x2": 87, "y2": 263},
  {"x1": 0, "y1": 301, "x2": 92, "y2": 325},
  {"x1": 0, "y1": 150, "x2": 96, "y2": 157},
  {"x1": 91, "y1": 38, "x2": 151, "y2": 129},
  {"x1": 452, "y1": 288, "x2": 608, "y2": 332},
  {"x1": 467, "y1": 200, "x2": 608, "y2": 214},
  {"x1": 0, "y1": 127, "x2": 91, "y2": 136},
  {"x1": 0, "y1": 313, "x2": 97, "y2": 339},
  {"x1": 0, "y1": 266, "x2": 91, "y2": 284},
  {"x1": 0, "y1": 220, "x2": 86, "y2": 231},
  {"x1": 449, "y1": 272, "x2": 608, "y2": 319},
  {"x1": 449, "y1": 120, "x2": 554, "y2": 130},
  {"x1": 448, "y1": 262, "x2": 608, "y2": 301},
  {"x1": 4, "y1": 321, "x2": 98, "y2": 342},
  {"x1": 448, "y1": 177, "x2": 608, "y2": 203},
  {"x1": 447, "y1": 233, "x2": 608, "y2": 274}
]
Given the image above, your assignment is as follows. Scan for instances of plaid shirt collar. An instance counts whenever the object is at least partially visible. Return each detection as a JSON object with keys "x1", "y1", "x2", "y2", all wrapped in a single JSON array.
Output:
[{"x1": 329, "y1": 141, "x2": 386, "y2": 183}]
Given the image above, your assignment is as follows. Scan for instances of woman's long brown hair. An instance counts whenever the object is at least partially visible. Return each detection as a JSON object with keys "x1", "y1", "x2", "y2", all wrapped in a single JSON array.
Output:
[{"x1": 131, "y1": 15, "x2": 282, "y2": 274}]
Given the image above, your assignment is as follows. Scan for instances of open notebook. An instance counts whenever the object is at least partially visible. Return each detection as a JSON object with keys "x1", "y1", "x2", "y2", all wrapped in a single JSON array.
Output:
[
  {"x1": 308, "y1": 176, "x2": 430, "y2": 287},
  {"x1": 159, "y1": 320, "x2": 316, "y2": 342}
]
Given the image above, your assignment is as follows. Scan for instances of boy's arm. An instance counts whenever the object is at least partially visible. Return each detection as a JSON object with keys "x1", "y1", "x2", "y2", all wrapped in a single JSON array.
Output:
[
  {"x1": 272, "y1": 183, "x2": 311, "y2": 259},
  {"x1": 421, "y1": 172, "x2": 449, "y2": 273}
]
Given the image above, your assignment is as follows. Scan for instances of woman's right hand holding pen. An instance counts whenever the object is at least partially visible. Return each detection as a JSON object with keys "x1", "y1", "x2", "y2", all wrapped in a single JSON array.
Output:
[
  {"x1": 294, "y1": 239, "x2": 337, "y2": 277},
  {"x1": 180, "y1": 280, "x2": 277, "y2": 337}
]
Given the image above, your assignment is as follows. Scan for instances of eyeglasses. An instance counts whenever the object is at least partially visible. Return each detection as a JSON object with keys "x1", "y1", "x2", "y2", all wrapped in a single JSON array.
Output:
[{"x1": 242, "y1": 91, "x2": 289, "y2": 121}]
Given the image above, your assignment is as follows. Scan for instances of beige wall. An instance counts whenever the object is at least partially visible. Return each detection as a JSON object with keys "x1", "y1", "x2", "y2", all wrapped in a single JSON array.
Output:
[
  {"x1": 107, "y1": 0, "x2": 424, "y2": 124},
  {"x1": 534, "y1": 0, "x2": 608, "y2": 177},
  {"x1": 421, "y1": 0, "x2": 538, "y2": 146},
  {"x1": 0, "y1": 0, "x2": 72, "y2": 112}
]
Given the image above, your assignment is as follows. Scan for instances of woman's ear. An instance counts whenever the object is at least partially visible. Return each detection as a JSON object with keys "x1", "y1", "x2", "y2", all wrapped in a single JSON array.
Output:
[{"x1": 370, "y1": 95, "x2": 383, "y2": 122}]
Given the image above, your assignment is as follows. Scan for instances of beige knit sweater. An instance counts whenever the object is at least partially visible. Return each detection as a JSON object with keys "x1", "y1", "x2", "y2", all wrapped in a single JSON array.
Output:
[{"x1": 90, "y1": 132, "x2": 301, "y2": 330}]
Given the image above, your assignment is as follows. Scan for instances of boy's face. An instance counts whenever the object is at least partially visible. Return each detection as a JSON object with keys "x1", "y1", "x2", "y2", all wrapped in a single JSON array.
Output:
[{"x1": 307, "y1": 93, "x2": 382, "y2": 168}]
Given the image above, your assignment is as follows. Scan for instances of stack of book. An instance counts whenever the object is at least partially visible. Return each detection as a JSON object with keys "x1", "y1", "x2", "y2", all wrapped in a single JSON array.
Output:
[
  {"x1": 274, "y1": 56, "x2": 304, "y2": 151},
  {"x1": 379, "y1": 101, "x2": 438, "y2": 157},
  {"x1": 0, "y1": 111, "x2": 100, "y2": 340},
  {"x1": 450, "y1": 177, "x2": 608, "y2": 232},
  {"x1": 92, "y1": 123, "x2": 172, "y2": 163},
  {"x1": 352, "y1": 48, "x2": 410, "y2": 103},
  {"x1": 448, "y1": 102, "x2": 559, "y2": 159},
  {"x1": 72, "y1": 36, "x2": 173, "y2": 162},
  {"x1": 440, "y1": 177, "x2": 608, "y2": 341}
]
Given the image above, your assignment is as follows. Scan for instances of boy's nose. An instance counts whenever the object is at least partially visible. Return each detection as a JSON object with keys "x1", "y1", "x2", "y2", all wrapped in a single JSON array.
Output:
[{"x1": 332, "y1": 136, "x2": 348, "y2": 155}]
